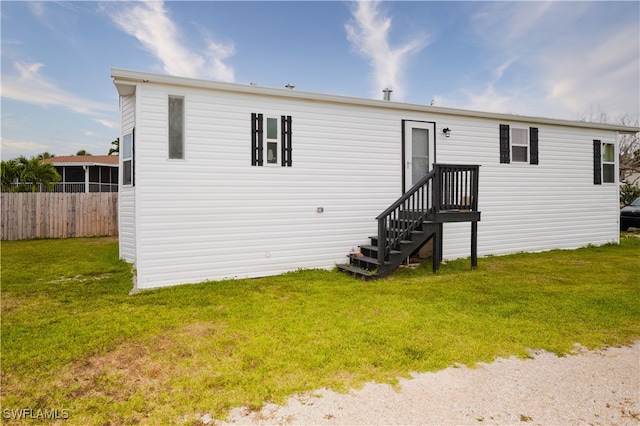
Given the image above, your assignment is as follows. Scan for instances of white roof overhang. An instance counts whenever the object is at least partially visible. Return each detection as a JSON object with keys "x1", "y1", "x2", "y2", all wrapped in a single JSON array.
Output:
[{"x1": 111, "y1": 68, "x2": 640, "y2": 135}]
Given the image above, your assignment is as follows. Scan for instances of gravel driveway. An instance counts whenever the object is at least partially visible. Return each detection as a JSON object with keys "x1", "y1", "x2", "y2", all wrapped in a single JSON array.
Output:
[{"x1": 219, "y1": 341, "x2": 640, "y2": 425}]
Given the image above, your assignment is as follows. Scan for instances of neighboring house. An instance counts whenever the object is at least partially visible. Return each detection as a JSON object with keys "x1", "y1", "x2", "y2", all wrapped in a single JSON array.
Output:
[
  {"x1": 111, "y1": 68, "x2": 640, "y2": 290},
  {"x1": 42, "y1": 155, "x2": 119, "y2": 193}
]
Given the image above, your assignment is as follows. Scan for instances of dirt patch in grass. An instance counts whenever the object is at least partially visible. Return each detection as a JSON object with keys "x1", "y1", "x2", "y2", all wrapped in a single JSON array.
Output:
[
  {"x1": 64, "y1": 340, "x2": 161, "y2": 399},
  {"x1": 63, "y1": 321, "x2": 225, "y2": 393},
  {"x1": 40, "y1": 273, "x2": 114, "y2": 285},
  {"x1": 83, "y1": 236, "x2": 119, "y2": 243},
  {"x1": 47, "y1": 321, "x2": 235, "y2": 423}
]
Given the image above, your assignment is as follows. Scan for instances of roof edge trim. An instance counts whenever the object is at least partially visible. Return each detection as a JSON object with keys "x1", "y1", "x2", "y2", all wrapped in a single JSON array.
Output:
[{"x1": 110, "y1": 68, "x2": 640, "y2": 134}]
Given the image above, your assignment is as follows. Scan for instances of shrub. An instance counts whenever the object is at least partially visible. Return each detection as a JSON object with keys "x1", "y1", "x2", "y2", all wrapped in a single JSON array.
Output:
[{"x1": 620, "y1": 182, "x2": 640, "y2": 205}]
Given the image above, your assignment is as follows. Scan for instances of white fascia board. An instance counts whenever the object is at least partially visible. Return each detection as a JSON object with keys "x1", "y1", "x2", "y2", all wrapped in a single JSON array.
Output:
[
  {"x1": 110, "y1": 68, "x2": 640, "y2": 134},
  {"x1": 113, "y1": 79, "x2": 136, "y2": 96}
]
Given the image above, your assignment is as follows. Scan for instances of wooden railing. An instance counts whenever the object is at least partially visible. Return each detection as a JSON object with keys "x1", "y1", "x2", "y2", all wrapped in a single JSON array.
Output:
[
  {"x1": 436, "y1": 164, "x2": 480, "y2": 212},
  {"x1": 375, "y1": 164, "x2": 479, "y2": 267}
]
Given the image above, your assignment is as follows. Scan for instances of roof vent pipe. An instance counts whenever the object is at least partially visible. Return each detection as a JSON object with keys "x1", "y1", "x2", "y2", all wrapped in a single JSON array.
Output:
[{"x1": 383, "y1": 88, "x2": 392, "y2": 101}]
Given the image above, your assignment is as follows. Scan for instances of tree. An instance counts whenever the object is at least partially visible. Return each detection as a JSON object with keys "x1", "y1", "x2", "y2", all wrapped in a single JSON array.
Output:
[
  {"x1": 620, "y1": 182, "x2": 640, "y2": 205},
  {"x1": 76, "y1": 150, "x2": 92, "y2": 156},
  {"x1": 108, "y1": 137, "x2": 119, "y2": 155},
  {"x1": 618, "y1": 115, "x2": 640, "y2": 186},
  {"x1": 15, "y1": 156, "x2": 61, "y2": 192},
  {"x1": 37, "y1": 152, "x2": 55, "y2": 160},
  {"x1": 1, "y1": 159, "x2": 19, "y2": 192}
]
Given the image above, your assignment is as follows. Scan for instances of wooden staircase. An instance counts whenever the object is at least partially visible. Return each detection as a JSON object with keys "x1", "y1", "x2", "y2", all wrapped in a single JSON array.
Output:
[{"x1": 337, "y1": 164, "x2": 481, "y2": 280}]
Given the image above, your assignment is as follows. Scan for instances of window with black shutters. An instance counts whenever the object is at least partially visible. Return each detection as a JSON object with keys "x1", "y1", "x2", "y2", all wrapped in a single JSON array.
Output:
[
  {"x1": 499, "y1": 124, "x2": 539, "y2": 165},
  {"x1": 594, "y1": 140, "x2": 615, "y2": 184},
  {"x1": 251, "y1": 113, "x2": 292, "y2": 167}
]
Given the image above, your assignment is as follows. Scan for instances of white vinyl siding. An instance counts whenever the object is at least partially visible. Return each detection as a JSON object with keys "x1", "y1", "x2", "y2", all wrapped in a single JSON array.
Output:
[
  {"x1": 119, "y1": 93, "x2": 136, "y2": 262},
  {"x1": 131, "y1": 84, "x2": 407, "y2": 288},
  {"x1": 437, "y1": 118, "x2": 619, "y2": 259},
  {"x1": 117, "y1": 73, "x2": 621, "y2": 289}
]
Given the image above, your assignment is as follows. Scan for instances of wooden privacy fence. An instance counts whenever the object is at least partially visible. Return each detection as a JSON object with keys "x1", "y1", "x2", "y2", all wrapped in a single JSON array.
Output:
[{"x1": 1, "y1": 193, "x2": 118, "y2": 241}]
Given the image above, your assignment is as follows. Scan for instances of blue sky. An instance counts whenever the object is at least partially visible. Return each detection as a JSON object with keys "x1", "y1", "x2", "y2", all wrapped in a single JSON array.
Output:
[{"x1": 1, "y1": 1, "x2": 639, "y2": 160}]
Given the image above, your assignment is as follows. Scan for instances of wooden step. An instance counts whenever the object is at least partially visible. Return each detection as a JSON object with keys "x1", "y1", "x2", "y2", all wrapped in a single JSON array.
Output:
[
  {"x1": 349, "y1": 254, "x2": 381, "y2": 270},
  {"x1": 370, "y1": 230, "x2": 427, "y2": 246},
  {"x1": 336, "y1": 264, "x2": 376, "y2": 279},
  {"x1": 359, "y1": 244, "x2": 401, "y2": 258}
]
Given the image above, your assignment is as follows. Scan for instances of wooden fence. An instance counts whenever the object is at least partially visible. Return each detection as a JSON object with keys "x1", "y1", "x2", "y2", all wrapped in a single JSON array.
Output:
[{"x1": 1, "y1": 193, "x2": 118, "y2": 241}]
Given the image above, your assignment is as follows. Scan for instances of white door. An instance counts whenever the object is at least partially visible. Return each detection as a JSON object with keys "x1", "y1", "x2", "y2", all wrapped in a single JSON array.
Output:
[{"x1": 404, "y1": 121, "x2": 435, "y2": 191}]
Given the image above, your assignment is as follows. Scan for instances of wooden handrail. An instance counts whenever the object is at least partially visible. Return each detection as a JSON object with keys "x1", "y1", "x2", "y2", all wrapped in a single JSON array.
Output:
[{"x1": 376, "y1": 164, "x2": 479, "y2": 268}]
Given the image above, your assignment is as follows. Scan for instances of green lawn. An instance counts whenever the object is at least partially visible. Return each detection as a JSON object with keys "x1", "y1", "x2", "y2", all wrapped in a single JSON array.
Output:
[{"x1": 2, "y1": 235, "x2": 639, "y2": 425}]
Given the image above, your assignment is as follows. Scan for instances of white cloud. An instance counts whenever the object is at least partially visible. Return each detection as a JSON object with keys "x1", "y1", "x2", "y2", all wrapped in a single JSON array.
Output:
[
  {"x1": 0, "y1": 61, "x2": 112, "y2": 115},
  {"x1": 345, "y1": 1, "x2": 427, "y2": 101},
  {"x1": 96, "y1": 119, "x2": 118, "y2": 129},
  {"x1": 545, "y1": 24, "x2": 640, "y2": 119},
  {"x1": 458, "y1": 2, "x2": 640, "y2": 120},
  {"x1": 107, "y1": 1, "x2": 235, "y2": 82},
  {"x1": 1, "y1": 138, "x2": 49, "y2": 160},
  {"x1": 470, "y1": 1, "x2": 569, "y2": 54},
  {"x1": 461, "y1": 85, "x2": 513, "y2": 114},
  {"x1": 27, "y1": 2, "x2": 46, "y2": 19}
]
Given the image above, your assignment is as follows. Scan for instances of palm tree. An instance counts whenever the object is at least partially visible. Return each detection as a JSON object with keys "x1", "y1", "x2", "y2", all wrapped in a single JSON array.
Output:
[
  {"x1": 37, "y1": 152, "x2": 55, "y2": 160},
  {"x1": 1, "y1": 159, "x2": 19, "y2": 192},
  {"x1": 16, "y1": 156, "x2": 61, "y2": 192}
]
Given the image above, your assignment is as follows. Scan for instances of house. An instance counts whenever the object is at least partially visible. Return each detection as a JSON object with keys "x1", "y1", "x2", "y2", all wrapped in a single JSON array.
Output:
[
  {"x1": 42, "y1": 155, "x2": 119, "y2": 193},
  {"x1": 111, "y1": 68, "x2": 640, "y2": 290}
]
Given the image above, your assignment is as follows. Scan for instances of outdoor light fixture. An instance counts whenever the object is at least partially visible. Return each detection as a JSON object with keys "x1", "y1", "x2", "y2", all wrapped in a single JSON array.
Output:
[{"x1": 443, "y1": 127, "x2": 451, "y2": 138}]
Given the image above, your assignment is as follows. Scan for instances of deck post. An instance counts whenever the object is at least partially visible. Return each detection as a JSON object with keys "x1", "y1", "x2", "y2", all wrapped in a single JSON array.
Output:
[
  {"x1": 432, "y1": 223, "x2": 443, "y2": 273},
  {"x1": 471, "y1": 221, "x2": 478, "y2": 268},
  {"x1": 377, "y1": 217, "x2": 386, "y2": 270}
]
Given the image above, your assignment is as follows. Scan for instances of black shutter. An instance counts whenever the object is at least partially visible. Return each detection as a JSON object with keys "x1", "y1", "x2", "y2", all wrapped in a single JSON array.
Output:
[
  {"x1": 529, "y1": 127, "x2": 539, "y2": 165},
  {"x1": 251, "y1": 113, "x2": 263, "y2": 166},
  {"x1": 593, "y1": 140, "x2": 601, "y2": 185},
  {"x1": 499, "y1": 124, "x2": 510, "y2": 163},
  {"x1": 281, "y1": 115, "x2": 292, "y2": 167}
]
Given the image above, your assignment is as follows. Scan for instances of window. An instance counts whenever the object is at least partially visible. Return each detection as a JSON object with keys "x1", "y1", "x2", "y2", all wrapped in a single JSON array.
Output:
[
  {"x1": 499, "y1": 124, "x2": 539, "y2": 164},
  {"x1": 266, "y1": 117, "x2": 279, "y2": 164},
  {"x1": 511, "y1": 128, "x2": 528, "y2": 162},
  {"x1": 64, "y1": 166, "x2": 84, "y2": 183},
  {"x1": 89, "y1": 166, "x2": 100, "y2": 183},
  {"x1": 123, "y1": 131, "x2": 133, "y2": 186},
  {"x1": 168, "y1": 96, "x2": 184, "y2": 159},
  {"x1": 251, "y1": 113, "x2": 292, "y2": 167},
  {"x1": 593, "y1": 141, "x2": 615, "y2": 184},
  {"x1": 602, "y1": 143, "x2": 615, "y2": 183}
]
